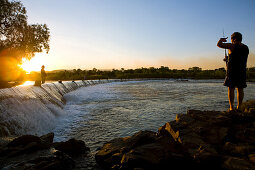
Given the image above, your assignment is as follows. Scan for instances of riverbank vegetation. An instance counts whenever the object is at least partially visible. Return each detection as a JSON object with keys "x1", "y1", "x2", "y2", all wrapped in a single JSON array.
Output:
[{"x1": 23, "y1": 66, "x2": 255, "y2": 81}]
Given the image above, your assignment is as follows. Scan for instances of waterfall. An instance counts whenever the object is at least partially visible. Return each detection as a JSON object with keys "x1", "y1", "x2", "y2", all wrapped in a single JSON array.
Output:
[{"x1": 0, "y1": 80, "x2": 114, "y2": 137}]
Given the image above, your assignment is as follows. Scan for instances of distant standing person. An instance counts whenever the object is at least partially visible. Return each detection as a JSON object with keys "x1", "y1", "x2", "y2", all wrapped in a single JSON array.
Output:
[
  {"x1": 41, "y1": 65, "x2": 47, "y2": 84},
  {"x1": 217, "y1": 32, "x2": 249, "y2": 111}
]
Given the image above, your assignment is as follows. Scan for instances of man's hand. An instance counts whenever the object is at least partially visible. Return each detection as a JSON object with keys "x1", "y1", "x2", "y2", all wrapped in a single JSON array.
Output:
[
  {"x1": 220, "y1": 37, "x2": 228, "y2": 42},
  {"x1": 217, "y1": 37, "x2": 232, "y2": 49}
]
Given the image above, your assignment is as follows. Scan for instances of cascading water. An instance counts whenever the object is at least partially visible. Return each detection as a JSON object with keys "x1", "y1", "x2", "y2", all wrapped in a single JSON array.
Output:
[{"x1": 0, "y1": 80, "x2": 113, "y2": 137}]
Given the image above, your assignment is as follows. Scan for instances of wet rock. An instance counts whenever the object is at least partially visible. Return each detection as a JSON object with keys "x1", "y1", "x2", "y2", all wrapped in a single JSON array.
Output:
[{"x1": 53, "y1": 138, "x2": 90, "y2": 156}]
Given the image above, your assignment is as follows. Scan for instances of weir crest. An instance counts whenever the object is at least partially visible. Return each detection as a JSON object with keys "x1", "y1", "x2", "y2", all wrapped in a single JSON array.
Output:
[{"x1": 0, "y1": 80, "x2": 116, "y2": 137}]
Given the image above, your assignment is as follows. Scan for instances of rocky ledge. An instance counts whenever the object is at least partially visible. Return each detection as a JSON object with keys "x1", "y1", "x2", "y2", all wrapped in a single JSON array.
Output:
[
  {"x1": 96, "y1": 100, "x2": 255, "y2": 170},
  {"x1": 0, "y1": 133, "x2": 90, "y2": 169}
]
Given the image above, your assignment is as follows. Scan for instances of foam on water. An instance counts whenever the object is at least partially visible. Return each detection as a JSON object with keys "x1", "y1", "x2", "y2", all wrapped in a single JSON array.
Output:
[
  {"x1": 0, "y1": 80, "x2": 111, "y2": 137},
  {"x1": 53, "y1": 82, "x2": 121, "y2": 141}
]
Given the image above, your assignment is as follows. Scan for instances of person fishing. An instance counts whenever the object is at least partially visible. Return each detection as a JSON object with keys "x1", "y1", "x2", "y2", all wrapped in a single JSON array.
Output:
[
  {"x1": 217, "y1": 32, "x2": 249, "y2": 111},
  {"x1": 41, "y1": 65, "x2": 47, "y2": 84}
]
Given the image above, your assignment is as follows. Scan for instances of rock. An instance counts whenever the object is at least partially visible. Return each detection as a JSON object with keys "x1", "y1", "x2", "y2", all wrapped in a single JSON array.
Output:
[
  {"x1": 0, "y1": 133, "x2": 92, "y2": 169},
  {"x1": 7, "y1": 135, "x2": 41, "y2": 147},
  {"x1": 40, "y1": 132, "x2": 54, "y2": 144},
  {"x1": 241, "y1": 100, "x2": 255, "y2": 113},
  {"x1": 201, "y1": 127, "x2": 228, "y2": 145},
  {"x1": 0, "y1": 125, "x2": 10, "y2": 137},
  {"x1": 125, "y1": 130, "x2": 157, "y2": 149},
  {"x1": 3, "y1": 151, "x2": 75, "y2": 170},
  {"x1": 120, "y1": 143, "x2": 169, "y2": 169},
  {"x1": 120, "y1": 138, "x2": 190, "y2": 170},
  {"x1": 95, "y1": 130, "x2": 157, "y2": 169},
  {"x1": 53, "y1": 138, "x2": 90, "y2": 156},
  {"x1": 223, "y1": 157, "x2": 255, "y2": 170},
  {"x1": 223, "y1": 142, "x2": 255, "y2": 156},
  {"x1": 1, "y1": 134, "x2": 54, "y2": 157},
  {"x1": 7, "y1": 142, "x2": 41, "y2": 157},
  {"x1": 158, "y1": 122, "x2": 182, "y2": 143}
]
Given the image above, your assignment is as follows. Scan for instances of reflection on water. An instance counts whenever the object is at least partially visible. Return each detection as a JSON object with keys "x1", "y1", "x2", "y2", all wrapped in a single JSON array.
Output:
[
  {"x1": 53, "y1": 80, "x2": 255, "y2": 151},
  {"x1": 18, "y1": 81, "x2": 35, "y2": 86},
  {"x1": 17, "y1": 80, "x2": 55, "y2": 87}
]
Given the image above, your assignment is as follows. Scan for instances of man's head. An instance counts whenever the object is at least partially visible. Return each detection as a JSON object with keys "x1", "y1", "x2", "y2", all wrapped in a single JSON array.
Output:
[{"x1": 231, "y1": 32, "x2": 242, "y2": 43}]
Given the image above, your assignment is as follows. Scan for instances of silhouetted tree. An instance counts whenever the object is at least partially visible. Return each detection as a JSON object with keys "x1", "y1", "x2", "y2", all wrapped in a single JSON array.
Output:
[{"x1": 0, "y1": 0, "x2": 50, "y2": 82}]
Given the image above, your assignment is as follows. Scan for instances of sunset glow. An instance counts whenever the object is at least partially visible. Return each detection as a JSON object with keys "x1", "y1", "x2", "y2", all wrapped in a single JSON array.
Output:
[
  {"x1": 20, "y1": 0, "x2": 255, "y2": 71},
  {"x1": 19, "y1": 54, "x2": 46, "y2": 73}
]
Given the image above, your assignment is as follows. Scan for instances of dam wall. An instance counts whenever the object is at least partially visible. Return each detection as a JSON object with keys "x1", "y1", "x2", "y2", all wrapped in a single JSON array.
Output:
[{"x1": 0, "y1": 79, "x2": 118, "y2": 137}]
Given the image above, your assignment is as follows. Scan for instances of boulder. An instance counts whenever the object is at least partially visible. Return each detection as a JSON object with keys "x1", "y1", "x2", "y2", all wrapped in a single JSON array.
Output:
[
  {"x1": 0, "y1": 134, "x2": 55, "y2": 157},
  {"x1": 53, "y1": 138, "x2": 90, "y2": 156},
  {"x1": 95, "y1": 130, "x2": 158, "y2": 169},
  {"x1": 7, "y1": 135, "x2": 41, "y2": 147},
  {"x1": 40, "y1": 132, "x2": 54, "y2": 144},
  {"x1": 2, "y1": 151, "x2": 75, "y2": 170}
]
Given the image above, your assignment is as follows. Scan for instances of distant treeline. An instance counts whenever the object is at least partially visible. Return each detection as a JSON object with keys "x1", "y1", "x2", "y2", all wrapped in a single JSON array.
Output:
[{"x1": 25, "y1": 66, "x2": 255, "y2": 81}]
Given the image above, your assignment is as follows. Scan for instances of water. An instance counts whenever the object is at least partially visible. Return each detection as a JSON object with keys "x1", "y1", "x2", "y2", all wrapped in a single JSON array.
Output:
[
  {"x1": 53, "y1": 79, "x2": 255, "y2": 152},
  {"x1": 0, "y1": 80, "x2": 103, "y2": 137}
]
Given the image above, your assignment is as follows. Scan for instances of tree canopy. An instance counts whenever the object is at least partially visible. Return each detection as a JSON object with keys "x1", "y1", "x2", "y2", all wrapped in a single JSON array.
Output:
[{"x1": 0, "y1": 0, "x2": 50, "y2": 82}]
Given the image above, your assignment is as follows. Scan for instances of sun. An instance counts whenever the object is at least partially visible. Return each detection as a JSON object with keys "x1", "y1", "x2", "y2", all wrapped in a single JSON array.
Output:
[{"x1": 19, "y1": 54, "x2": 46, "y2": 73}]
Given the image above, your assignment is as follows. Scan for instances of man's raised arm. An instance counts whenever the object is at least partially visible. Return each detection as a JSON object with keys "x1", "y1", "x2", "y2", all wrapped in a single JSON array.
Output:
[{"x1": 217, "y1": 37, "x2": 232, "y2": 49}]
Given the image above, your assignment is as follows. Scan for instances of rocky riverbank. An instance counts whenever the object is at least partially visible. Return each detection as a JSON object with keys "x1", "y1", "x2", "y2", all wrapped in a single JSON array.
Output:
[{"x1": 95, "y1": 100, "x2": 255, "y2": 170}]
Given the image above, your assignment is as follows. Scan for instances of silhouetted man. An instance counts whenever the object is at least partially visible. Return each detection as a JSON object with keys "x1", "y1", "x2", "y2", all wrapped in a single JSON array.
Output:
[
  {"x1": 41, "y1": 65, "x2": 47, "y2": 84},
  {"x1": 217, "y1": 32, "x2": 249, "y2": 111}
]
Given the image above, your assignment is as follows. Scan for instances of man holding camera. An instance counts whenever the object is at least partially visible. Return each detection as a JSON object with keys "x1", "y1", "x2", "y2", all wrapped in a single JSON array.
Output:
[{"x1": 217, "y1": 32, "x2": 249, "y2": 111}]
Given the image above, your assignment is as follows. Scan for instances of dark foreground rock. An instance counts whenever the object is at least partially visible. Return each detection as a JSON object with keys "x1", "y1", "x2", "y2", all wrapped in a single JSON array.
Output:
[
  {"x1": 96, "y1": 100, "x2": 255, "y2": 170},
  {"x1": 3, "y1": 151, "x2": 75, "y2": 170},
  {"x1": 0, "y1": 133, "x2": 90, "y2": 169},
  {"x1": 53, "y1": 138, "x2": 90, "y2": 156}
]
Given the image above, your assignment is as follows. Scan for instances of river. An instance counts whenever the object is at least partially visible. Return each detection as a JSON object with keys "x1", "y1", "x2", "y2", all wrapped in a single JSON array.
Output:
[{"x1": 53, "y1": 79, "x2": 255, "y2": 152}]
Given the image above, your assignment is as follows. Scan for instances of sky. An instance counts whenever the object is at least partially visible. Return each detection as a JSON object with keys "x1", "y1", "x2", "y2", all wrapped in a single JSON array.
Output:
[{"x1": 21, "y1": 0, "x2": 255, "y2": 71}]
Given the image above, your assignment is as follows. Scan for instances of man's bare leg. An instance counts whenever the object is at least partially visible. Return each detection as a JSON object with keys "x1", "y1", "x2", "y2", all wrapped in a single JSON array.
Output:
[
  {"x1": 228, "y1": 87, "x2": 235, "y2": 111},
  {"x1": 237, "y1": 88, "x2": 244, "y2": 110}
]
